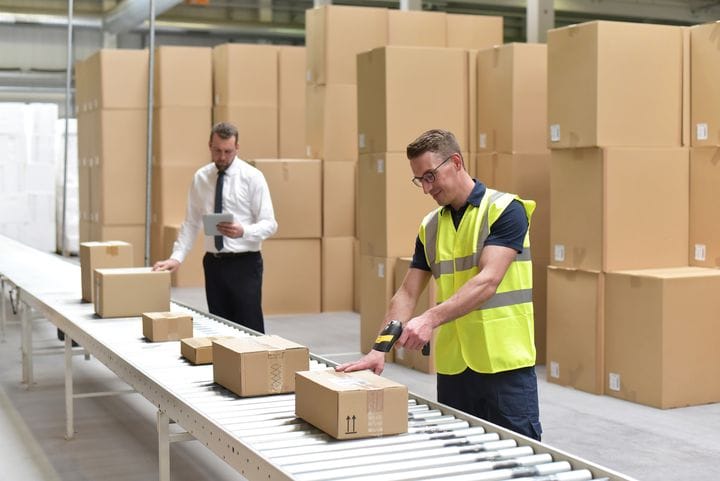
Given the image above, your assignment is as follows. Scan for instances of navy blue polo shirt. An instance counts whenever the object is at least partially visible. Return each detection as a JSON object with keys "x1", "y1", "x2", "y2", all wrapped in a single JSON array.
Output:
[{"x1": 410, "y1": 180, "x2": 529, "y2": 271}]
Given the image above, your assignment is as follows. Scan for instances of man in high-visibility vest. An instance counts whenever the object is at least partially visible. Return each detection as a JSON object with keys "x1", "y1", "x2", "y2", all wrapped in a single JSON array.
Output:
[{"x1": 337, "y1": 129, "x2": 542, "y2": 441}]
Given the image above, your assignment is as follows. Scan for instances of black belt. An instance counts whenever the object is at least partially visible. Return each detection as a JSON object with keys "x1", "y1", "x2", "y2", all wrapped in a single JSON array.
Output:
[{"x1": 206, "y1": 251, "x2": 257, "y2": 258}]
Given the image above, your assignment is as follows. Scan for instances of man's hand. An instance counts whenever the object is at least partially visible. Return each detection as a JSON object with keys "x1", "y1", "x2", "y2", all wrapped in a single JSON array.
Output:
[
  {"x1": 335, "y1": 350, "x2": 386, "y2": 375},
  {"x1": 216, "y1": 221, "x2": 244, "y2": 239},
  {"x1": 396, "y1": 313, "x2": 435, "y2": 351},
  {"x1": 152, "y1": 259, "x2": 180, "y2": 272}
]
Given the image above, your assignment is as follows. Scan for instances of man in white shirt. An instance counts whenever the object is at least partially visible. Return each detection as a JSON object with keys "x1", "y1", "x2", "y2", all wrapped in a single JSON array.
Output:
[{"x1": 153, "y1": 122, "x2": 278, "y2": 333}]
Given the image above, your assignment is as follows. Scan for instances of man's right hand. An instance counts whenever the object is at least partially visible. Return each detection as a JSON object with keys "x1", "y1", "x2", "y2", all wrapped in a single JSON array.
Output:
[
  {"x1": 152, "y1": 259, "x2": 180, "y2": 273},
  {"x1": 335, "y1": 349, "x2": 386, "y2": 375}
]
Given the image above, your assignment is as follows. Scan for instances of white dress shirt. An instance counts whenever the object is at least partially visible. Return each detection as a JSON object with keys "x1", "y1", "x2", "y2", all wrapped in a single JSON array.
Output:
[{"x1": 170, "y1": 157, "x2": 277, "y2": 263}]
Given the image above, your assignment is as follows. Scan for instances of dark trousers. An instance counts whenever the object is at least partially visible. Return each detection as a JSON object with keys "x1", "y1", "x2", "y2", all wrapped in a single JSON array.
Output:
[
  {"x1": 203, "y1": 251, "x2": 265, "y2": 333},
  {"x1": 437, "y1": 366, "x2": 542, "y2": 441}
]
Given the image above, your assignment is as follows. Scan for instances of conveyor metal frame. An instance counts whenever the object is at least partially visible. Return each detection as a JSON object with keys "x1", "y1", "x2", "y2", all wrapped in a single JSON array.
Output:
[{"x1": 0, "y1": 235, "x2": 636, "y2": 481}]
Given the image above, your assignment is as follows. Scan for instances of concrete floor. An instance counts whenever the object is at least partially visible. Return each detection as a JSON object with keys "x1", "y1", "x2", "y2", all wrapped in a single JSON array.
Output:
[{"x1": 1, "y1": 285, "x2": 719, "y2": 480}]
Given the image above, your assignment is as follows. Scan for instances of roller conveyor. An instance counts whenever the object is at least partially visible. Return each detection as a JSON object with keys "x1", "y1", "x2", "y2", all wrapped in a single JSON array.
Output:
[{"x1": 0, "y1": 235, "x2": 634, "y2": 481}]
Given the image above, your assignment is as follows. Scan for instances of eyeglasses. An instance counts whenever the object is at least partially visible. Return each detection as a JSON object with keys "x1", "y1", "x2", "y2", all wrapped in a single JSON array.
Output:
[{"x1": 411, "y1": 154, "x2": 455, "y2": 187}]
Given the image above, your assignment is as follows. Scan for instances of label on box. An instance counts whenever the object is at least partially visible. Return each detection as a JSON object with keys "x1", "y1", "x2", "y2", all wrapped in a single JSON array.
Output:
[
  {"x1": 553, "y1": 244, "x2": 565, "y2": 262},
  {"x1": 306, "y1": 145, "x2": 312, "y2": 158},
  {"x1": 550, "y1": 361, "x2": 560, "y2": 379},
  {"x1": 608, "y1": 373, "x2": 621, "y2": 391},
  {"x1": 550, "y1": 124, "x2": 561, "y2": 142},
  {"x1": 696, "y1": 123, "x2": 709, "y2": 141},
  {"x1": 479, "y1": 133, "x2": 487, "y2": 149},
  {"x1": 377, "y1": 263, "x2": 385, "y2": 278},
  {"x1": 694, "y1": 244, "x2": 707, "y2": 261},
  {"x1": 358, "y1": 133, "x2": 366, "y2": 149},
  {"x1": 375, "y1": 158, "x2": 384, "y2": 174},
  {"x1": 306, "y1": 69, "x2": 312, "y2": 83}
]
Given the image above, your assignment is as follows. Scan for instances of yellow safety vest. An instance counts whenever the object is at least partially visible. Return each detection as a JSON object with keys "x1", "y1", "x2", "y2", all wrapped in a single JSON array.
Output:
[{"x1": 419, "y1": 188, "x2": 536, "y2": 375}]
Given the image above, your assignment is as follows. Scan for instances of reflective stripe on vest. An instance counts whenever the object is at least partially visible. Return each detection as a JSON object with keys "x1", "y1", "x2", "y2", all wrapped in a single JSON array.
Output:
[{"x1": 420, "y1": 188, "x2": 536, "y2": 374}]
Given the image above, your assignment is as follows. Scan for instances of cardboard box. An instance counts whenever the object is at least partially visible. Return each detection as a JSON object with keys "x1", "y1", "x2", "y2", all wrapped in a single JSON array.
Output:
[
  {"x1": 546, "y1": 266, "x2": 604, "y2": 394},
  {"x1": 90, "y1": 223, "x2": 146, "y2": 267},
  {"x1": 604, "y1": 267, "x2": 720, "y2": 408},
  {"x1": 353, "y1": 238, "x2": 361, "y2": 313},
  {"x1": 689, "y1": 147, "x2": 720, "y2": 267},
  {"x1": 305, "y1": 84, "x2": 357, "y2": 162},
  {"x1": 388, "y1": 10, "x2": 446, "y2": 47},
  {"x1": 79, "y1": 241, "x2": 134, "y2": 302},
  {"x1": 212, "y1": 105, "x2": 278, "y2": 159},
  {"x1": 142, "y1": 311, "x2": 193, "y2": 342},
  {"x1": 323, "y1": 161, "x2": 356, "y2": 237},
  {"x1": 162, "y1": 225, "x2": 205, "y2": 287},
  {"x1": 278, "y1": 46, "x2": 307, "y2": 158},
  {"x1": 690, "y1": 22, "x2": 720, "y2": 147},
  {"x1": 357, "y1": 153, "x2": 437, "y2": 258},
  {"x1": 93, "y1": 267, "x2": 171, "y2": 318},
  {"x1": 305, "y1": 5, "x2": 388, "y2": 85},
  {"x1": 446, "y1": 13, "x2": 503, "y2": 50},
  {"x1": 212, "y1": 44, "x2": 278, "y2": 106},
  {"x1": 477, "y1": 43, "x2": 547, "y2": 153},
  {"x1": 359, "y1": 255, "x2": 399, "y2": 355},
  {"x1": 262, "y1": 239, "x2": 321, "y2": 314},
  {"x1": 532, "y1": 255, "x2": 549, "y2": 366},
  {"x1": 547, "y1": 21, "x2": 683, "y2": 148},
  {"x1": 550, "y1": 147, "x2": 689, "y2": 271},
  {"x1": 153, "y1": 107, "x2": 212, "y2": 166},
  {"x1": 295, "y1": 369, "x2": 408, "y2": 439},
  {"x1": 88, "y1": 109, "x2": 148, "y2": 225},
  {"x1": 154, "y1": 46, "x2": 212, "y2": 107},
  {"x1": 357, "y1": 46, "x2": 470, "y2": 155},
  {"x1": 393, "y1": 257, "x2": 436, "y2": 373},
  {"x1": 181, "y1": 336, "x2": 235, "y2": 365},
  {"x1": 75, "y1": 49, "x2": 148, "y2": 112},
  {"x1": 492, "y1": 152, "x2": 551, "y2": 262},
  {"x1": 250, "y1": 159, "x2": 321, "y2": 238},
  {"x1": 321, "y1": 236, "x2": 354, "y2": 312},
  {"x1": 151, "y1": 164, "x2": 199, "y2": 227},
  {"x1": 212, "y1": 335, "x2": 309, "y2": 397}
]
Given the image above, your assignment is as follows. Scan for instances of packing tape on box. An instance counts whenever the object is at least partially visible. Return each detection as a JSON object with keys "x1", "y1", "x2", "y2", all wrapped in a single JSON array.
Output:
[
  {"x1": 367, "y1": 389, "x2": 384, "y2": 435},
  {"x1": 105, "y1": 245, "x2": 119, "y2": 256},
  {"x1": 267, "y1": 351, "x2": 285, "y2": 393}
]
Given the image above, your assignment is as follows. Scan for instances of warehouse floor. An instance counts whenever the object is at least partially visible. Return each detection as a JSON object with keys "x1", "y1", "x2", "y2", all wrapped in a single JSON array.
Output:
[{"x1": 1, "y1": 285, "x2": 718, "y2": 481}]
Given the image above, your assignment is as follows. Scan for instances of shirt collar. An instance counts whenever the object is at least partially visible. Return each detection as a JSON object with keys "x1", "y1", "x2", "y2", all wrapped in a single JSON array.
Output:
[
  {"x1": 443, "y1": 179, "x2": 486, "y2": 213},
  {"x1": 219, "y1": 156, "x2": 241, "y2": 176}
]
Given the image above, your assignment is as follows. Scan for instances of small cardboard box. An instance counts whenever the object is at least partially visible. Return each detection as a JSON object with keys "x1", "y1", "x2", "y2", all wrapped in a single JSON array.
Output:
[
  {"x1": 93, "y1": 267, "x2": 171, "y2": 318},
  {"x1": 181, "y1": 336, "x2": 236, "y2": 365},
  {"x1": 79, "y1": 241, "x2": 134, "y2": 302},
  {"x1": 295, "y1": 369, "x2": 408, "y2": 440},
  {"x1": 142, "y1": 312, "x2": 193, "y2": 342},
  {"x1": 212, "y1": 335, "x2": 309, "y2": 397}
]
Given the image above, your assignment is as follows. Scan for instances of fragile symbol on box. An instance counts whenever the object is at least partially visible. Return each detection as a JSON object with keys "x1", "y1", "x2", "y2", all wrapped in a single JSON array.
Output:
[
  {"x1": 550, "y1": 124, "x2": 561, "y2": 142},
  {"x1": 608, "y1": 372, "x2": 621, "y2": 392},
  {"x1": 694, "y1": 244, "x2": 706, "y2": 262},
  {"x1": 550, "y1": 361, "x2": 560, "y2": 379},
  {"x1": 696, "y1": 123, "x2": 709, "y2": 141},
  {"x1": 553, "y1": 244, "x2": 565, "y2": 262}
]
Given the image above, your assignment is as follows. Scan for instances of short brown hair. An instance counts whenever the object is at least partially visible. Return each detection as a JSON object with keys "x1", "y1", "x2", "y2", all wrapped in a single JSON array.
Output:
[
  {"x1": 210, "y1": 122, "x2": 238, "y2": 143},
  {"x1": 406, "y1": 129, "x2": 461, "y2": 160}
]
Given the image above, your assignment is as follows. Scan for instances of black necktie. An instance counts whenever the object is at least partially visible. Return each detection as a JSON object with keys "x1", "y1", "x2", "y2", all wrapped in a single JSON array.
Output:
[{"x1": 214, "y1": 170, "x2": 225, "y2": 251}]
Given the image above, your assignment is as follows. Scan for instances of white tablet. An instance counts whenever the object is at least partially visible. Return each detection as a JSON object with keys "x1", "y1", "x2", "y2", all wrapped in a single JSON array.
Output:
[{"x1": 202, "y1": 213, "x2": 233, "y2": 236}]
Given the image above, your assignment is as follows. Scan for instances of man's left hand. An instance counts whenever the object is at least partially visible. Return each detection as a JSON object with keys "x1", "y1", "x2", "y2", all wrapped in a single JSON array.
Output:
[{"x1": 216, "y1": 221, "x2": 244, "y2": 238}]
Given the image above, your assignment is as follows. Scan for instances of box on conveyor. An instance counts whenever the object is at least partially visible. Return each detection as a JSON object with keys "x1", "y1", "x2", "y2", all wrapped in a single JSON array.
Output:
[
  {"x1": 180, "y1": 336, "x2": 235, "y2": 365},
  {"x1": 142, "y1": 312, "x2": 193, "y2": 342},
  {"x1": 212, "y1": 335, "x2": 309, "y2": 397},
  {"x1": 79, "y1": 241, "x2": 134, "y2": 302},
  {"x1": 93, "y1": 267, "x2": 170, "y2": 318},
  {"x1": 295, "y1": 369, "x2": 408, "y2": 440}
]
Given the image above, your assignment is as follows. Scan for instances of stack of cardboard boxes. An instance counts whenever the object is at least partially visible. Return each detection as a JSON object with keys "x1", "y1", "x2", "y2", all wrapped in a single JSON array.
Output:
[
  {"x1": 545, "y1": 20, "x2": 720, "y2": 408},
  {"x1": 305, "y1": 6, "x2": 387, "y2": 313},
  {"x1": 151, "y1": 46, "x2": 213, "y2": 287},
  {"x1": 474, "y1": 42, "x2": 550, "y2": 363},
  {"x1": 350, "y1": 6, "x2": 503, "y2": 356},
  {"x1": 76, "y1": 49, "x2": 149, "y2": 267}
]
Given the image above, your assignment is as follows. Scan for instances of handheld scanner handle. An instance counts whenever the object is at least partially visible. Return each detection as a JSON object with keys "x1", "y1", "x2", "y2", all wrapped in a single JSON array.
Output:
[{"x1": 372, "y1": 320, "x2": 403, "y2": 352}]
